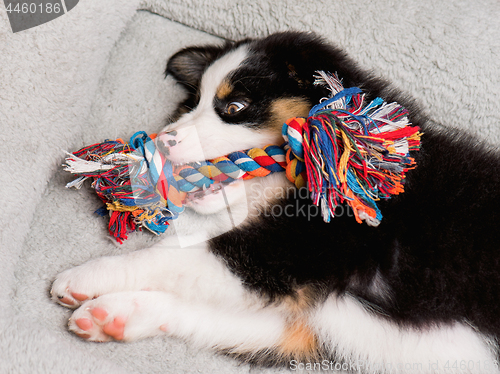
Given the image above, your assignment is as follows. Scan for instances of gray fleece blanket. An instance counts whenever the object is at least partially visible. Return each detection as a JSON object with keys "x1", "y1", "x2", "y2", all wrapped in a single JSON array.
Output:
[{"x1": 1, "y1": 0, "x2": 500, "y2": 373}]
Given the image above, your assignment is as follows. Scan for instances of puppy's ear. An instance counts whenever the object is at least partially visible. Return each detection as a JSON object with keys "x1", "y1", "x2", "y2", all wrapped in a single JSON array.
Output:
[
  {"x1": 166, "y1": 44, "x2": 231, "y2": 90},
  {"x1": 286, "y1": 62, "x2": 311, "y2": 90},
  {"x1": 263, "y1": 32, "x2": 361, "y2": 95}
]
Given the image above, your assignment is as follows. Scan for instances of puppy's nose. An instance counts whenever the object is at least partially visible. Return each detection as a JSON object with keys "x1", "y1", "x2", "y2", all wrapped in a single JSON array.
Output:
[
  {"x1": 156, "y1": 130, "x2": 179, "y2": 156},
  {"x1": 156, "y1": 138, "x2": 170, "y2": 155}
]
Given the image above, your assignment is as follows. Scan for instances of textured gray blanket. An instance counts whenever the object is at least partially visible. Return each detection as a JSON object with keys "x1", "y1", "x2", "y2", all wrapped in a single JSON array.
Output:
[{"x1": 1, "y1": 0, "x2": 500, "y2": 372}]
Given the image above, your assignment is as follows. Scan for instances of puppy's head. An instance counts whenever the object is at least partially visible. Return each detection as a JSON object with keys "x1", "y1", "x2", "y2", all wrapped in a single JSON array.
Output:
[{"x1": 160, "y1": 32, "x2": 363, "y2": 164}]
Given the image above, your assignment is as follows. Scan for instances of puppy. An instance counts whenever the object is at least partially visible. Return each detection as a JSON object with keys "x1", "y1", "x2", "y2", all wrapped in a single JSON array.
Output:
[{"x1": 52, "y1": 32, "x2": 500, "y2": 373}]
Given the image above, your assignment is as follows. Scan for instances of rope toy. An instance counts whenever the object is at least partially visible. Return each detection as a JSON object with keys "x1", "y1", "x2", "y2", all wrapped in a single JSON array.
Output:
[
  {"x1": 284, "y1": 71, "x2": 422, "y2": 225},
  {"x1": 65, "y1": 71, "x2": 421, "y2": 243}
]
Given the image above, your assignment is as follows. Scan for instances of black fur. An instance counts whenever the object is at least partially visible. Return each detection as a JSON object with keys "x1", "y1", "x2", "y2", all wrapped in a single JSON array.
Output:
[{"x1": 168, "y1": 31, "x2": 500, "y2": 345}]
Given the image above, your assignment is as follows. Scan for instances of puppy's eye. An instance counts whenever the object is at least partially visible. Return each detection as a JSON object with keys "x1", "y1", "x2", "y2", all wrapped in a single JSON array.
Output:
[{"x1": 225, "y1": 101, "x2": 247, "y2": 115}]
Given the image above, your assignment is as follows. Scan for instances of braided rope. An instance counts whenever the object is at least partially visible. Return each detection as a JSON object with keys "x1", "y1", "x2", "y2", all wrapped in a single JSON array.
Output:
[{"x1": 131, "y1": 132, "x2": 288, "y2": 201}]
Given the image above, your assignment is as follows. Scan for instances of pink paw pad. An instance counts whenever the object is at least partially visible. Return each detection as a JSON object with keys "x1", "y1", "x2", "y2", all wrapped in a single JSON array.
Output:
[
  {"x1": 71, "y1": 292, "x2": 89, "y2": 302},
  {"x1": 91, "y1": 307, "x2": 108, "y2": 322},
  {"x1": 102, "y1": 316, "x2": 126, "y2": 341},
  {"x1": 75, "y1": 318, "x2": 93, "y2": 331}
]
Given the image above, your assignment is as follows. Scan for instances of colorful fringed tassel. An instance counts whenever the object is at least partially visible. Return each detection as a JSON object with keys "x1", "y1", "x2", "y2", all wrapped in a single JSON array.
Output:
[
  {"x1": 64, "y1": 134, "x2": 174, "y2": 243},
  {"x1": 283, "y1": 71, "x2": 421, "y2": 225}
]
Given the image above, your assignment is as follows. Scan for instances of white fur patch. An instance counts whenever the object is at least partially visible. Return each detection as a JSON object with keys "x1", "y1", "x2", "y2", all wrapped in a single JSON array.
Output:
[{"x1": 310, "y1": 294, "x2": 498, "y2": 373}]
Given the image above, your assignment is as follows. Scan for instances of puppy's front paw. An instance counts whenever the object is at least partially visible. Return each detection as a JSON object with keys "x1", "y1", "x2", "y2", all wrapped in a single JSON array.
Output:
[
  {"x1": 51, "y1": 267, "x2": 96, "y2": 308},
  {"x1": 70, "y1": 303, "x2": 126, "y2": 342},
  {"x1": 51, "y1": 254, "x2": 141, "y2": 308},
  {"x1": 68, "y1": 292, "x2": 169, "y2": 342},
  {"x1": 51, "y1": 257, "x2": 122, "y2": 308}
]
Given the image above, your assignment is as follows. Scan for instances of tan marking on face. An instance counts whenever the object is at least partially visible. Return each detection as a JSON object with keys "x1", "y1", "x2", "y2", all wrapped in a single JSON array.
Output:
[
  {"x1": 268, "y1": 97, "x2": 311, "y2": 132},
  {"x1": 278, "y1": 319, "x2": 318, "y2": 360},
  {"x1": 216, "y1": 80, "x2": 233, "y2": 99}
]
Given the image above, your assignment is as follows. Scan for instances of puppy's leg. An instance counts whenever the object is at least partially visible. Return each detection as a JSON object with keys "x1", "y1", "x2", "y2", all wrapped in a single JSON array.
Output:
[
  {"x1": 51, "y1": 238, "x2": 246, "y2": 309},
  {"x1": 69, "y1": 290, "x2": 319, "y2": 364},
  {"x1": 68, "y1": 291, "x2": 286, "y2": 351}
]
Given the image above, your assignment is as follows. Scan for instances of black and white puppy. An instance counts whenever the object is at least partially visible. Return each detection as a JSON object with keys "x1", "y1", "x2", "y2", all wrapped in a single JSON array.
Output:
[{"x1": 52, "y1": 32, "x2": 500, "y2": 373}]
